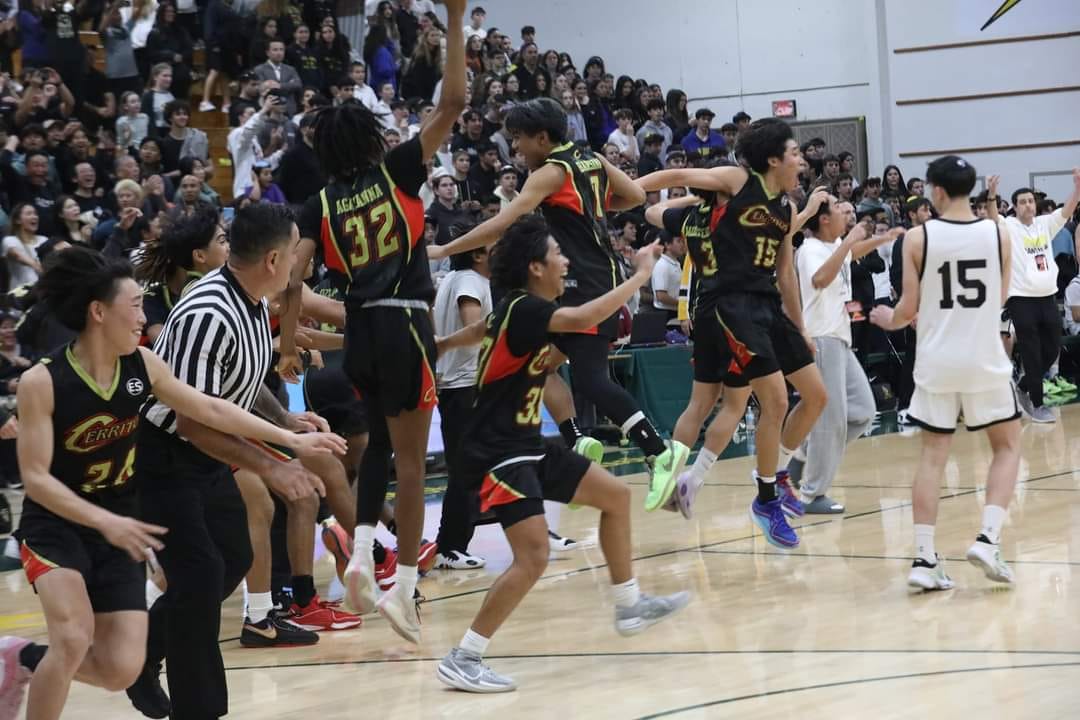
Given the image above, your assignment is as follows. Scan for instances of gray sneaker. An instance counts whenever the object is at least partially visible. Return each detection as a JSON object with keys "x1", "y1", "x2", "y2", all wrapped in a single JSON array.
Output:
[
  {"x1": 803, "y1": 495, "x2": 844, "y2": 514},
  {"x1": 436, "y1": 648, "x2": 517, "y2": 693},
  {"x1": 615, "y1": 591, "x2": 691, "y2": 637},
  {"x1": 1030, "y1": 406, "x2": 1056, "y2": 424},
  {"x1": 1015, "y1": 387, "x2": 1035, "y2": 418}
]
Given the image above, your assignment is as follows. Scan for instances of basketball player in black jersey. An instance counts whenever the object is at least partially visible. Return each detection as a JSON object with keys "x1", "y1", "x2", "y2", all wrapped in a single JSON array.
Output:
[
  {"x1": 637, "y1": 119, "x2": 828, "y2": 548},
  {"x1": 434, "y1": 216, "x2": 689, "y2": 694},
  {"x1": 275, "y1": 0, "x2": 469, "y2": 642},
  {"x1": 430, "y1": 97, "x2": 688, "y2": 513},
  {"x1": 0, "y1": 247, "x2": 345, "y2": 720}
]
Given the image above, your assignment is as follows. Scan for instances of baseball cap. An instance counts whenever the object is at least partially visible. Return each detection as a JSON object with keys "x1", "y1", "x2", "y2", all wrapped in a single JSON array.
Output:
[
  {"x1": 732, "y1": 111, "x2": 751, "y2": 123},
  {"x1": 695, "y1": 108, "x2": 716, "y2": 120},
  {"x1": 643, "y1": 133, "x2": 663, "y2": 146}
]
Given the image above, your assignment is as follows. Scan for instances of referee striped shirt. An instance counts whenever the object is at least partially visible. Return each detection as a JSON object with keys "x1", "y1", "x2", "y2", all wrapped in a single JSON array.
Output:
[{"x1": 142, "y1": 265, "x2": 273, "y2": 434}]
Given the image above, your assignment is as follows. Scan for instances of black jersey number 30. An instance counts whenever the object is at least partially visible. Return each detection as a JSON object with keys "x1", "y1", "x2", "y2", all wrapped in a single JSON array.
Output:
[{"x1": 937, "y1": 259, "x2": 987, "y2": 309}]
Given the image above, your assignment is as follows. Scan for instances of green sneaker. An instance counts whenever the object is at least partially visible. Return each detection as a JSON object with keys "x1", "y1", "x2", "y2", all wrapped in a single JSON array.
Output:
[
  {"x1": 644, "y1": 440, "x2": 689, "y2": 512},
  {"x1": 1053, "y1": 376, "x2": 1077, "y2": 392},
  {"x1": 568, "y1": 437, "x2": 605, "y2": 510},
  {"x1": 1043, "y1": 379, "x2": 1062, "y2": 397}
]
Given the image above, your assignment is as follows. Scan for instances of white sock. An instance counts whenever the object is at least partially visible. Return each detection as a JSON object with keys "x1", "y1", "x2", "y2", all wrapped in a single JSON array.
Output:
[
  {"x1": 612, "y1": 577, "x2": 641, "y2": 609},
  {"x1": 755, "y1": 471, "x2": 776, "y2": 484},
  {"x1": 145, "y1": 579, "x2": 164, "y2": 608},
  {"x1": 777, "y1": 445, "x2": 795, "y2": 472},
  {"x1": 395, "y1": 563, "x2": 418, "y2": 600},
  {"x1": 353, "y1": 524, "x2": 374, "y2": 563},
  {"x1": 980, "y1": 505, "x2": 1006, "y2": 544},
  {"x1": 914, "y1": 524, "x2": 936, "y2": 564},
  {"x1": 247, "y1": 591, "x2": 273, "y2": 623},
  {"x1": 689, "y1": 448, "x2": 718, "y2": 486},
  {"x1": 460, "y1": 628, "x2": 490, "y2": 657}
]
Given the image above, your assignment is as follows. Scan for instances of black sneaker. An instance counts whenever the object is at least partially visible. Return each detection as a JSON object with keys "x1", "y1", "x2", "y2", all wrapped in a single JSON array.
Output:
[
  {"x1": 126, "y1": 662, "x2": 170, "y2": 719},
  {"x1": 0, "y1": 494, "x2": 11, "y2": 535},
  {"x1": 240, "y1": 611, "x2": 320, "y2": 648}
]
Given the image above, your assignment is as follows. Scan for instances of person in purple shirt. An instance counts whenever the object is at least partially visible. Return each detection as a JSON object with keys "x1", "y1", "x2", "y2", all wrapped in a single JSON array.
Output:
[
  {"x1": 244, "y1": 161, "x2": 287, "y2": 204},
  {"x1": 680, "y1": 108, "x2": 727, "y2": 160}
]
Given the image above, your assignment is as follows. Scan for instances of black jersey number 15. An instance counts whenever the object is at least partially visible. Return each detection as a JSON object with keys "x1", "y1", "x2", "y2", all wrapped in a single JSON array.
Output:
[{"x1": 345, "y1": 200, "x2": 401, "y2": 269}]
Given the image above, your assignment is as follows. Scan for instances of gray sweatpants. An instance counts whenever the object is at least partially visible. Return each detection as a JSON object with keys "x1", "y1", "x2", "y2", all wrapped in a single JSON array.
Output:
[{"x1": 789, "y1": 335, "x2": 875, "y2": 499}]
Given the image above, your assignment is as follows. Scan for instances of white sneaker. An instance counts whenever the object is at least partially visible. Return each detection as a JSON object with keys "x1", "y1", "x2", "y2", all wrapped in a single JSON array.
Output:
[
  {"x1": 198, "y1": 100, "x2": 216, "y2": 112},
  {"x1": 548, "y1": 530, "x2": 579, "y2": 552},
  {"x1": 907, "y1": 555, "x2": 954, "y2": 591},
  {"x1": 615, "y1": 591, "x2": 691, "y2": 637},
  {"x1": 343, "y1": 550, "x2": 376, "y2": 615},
  {"x1": 434, "y1": 550, "x2": 486, "y2": 570},
  {"x1": 376, "y1": 583, "x2": 421, "y2": 644},
  {"x1": 966, "y1": 539, "x2": 1014, "y2": 584}
]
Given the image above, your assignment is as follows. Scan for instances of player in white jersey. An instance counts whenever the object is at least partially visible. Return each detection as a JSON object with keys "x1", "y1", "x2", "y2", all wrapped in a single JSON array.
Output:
[{"x1": 870, "y1": 155, "x2": 1020, "y2": 591}]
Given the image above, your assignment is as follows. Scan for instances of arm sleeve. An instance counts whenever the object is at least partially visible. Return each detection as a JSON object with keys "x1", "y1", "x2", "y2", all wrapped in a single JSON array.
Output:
[
  {"x1": 383, "y1": 136, "x2": 427, "y2": 197},
  {"x1": 506, "y1": 294, "x2": 557, "y2": 357},
  {"x1": 662, "y1": 207, "x2": 689, "y2": 237}
]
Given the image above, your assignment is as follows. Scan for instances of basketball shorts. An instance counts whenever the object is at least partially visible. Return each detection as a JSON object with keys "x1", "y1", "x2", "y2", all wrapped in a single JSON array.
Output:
[
  {"x1": 304, "y1": 366, "x2": 369, "y2": 436},
  {"x1": 473, "y1": 441, "x2": 591, "y2": 529},
  {"x1": 18, "y1": 502, "x2": 145, "y2": 613},
  {"x1": 1000, "y1": 307, "x2": 1013, "y2": 337},
  {"x1": 907, "y1": 383, "x2": 1021, "y2": 434},
  {"x1": 689, "y1": 307, "x2": 739, "y2": 385},
  {"x1": 712, "y1": 293, "x2": 814, "y2": 387},
  {"x1": 343, "y1": 306, "x2": 437, "y2": 417}
]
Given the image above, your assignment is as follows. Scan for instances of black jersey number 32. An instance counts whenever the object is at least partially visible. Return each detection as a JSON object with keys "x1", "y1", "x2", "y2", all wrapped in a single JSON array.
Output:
[
  {"x1": 937, "y1": 259, "x2": 987, "y2": 309},
  {"x1": 345, "y1": 200, "x2": 401, "y2": 269}
]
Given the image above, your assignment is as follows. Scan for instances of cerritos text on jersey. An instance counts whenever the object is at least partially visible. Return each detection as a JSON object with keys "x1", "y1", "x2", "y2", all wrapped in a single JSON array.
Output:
[
  {"x1": 739, "y1": 205, "x2": 790, "y2": 234},
  {"x1": 334, "y1": 184, "x2": 387, "y2": 215},
  {"x1": 63, "y1": 414, "x2": 140, "y2": 454},
  {"x1": 574, "y1": 156, "x2": 602, "y2": 174}
]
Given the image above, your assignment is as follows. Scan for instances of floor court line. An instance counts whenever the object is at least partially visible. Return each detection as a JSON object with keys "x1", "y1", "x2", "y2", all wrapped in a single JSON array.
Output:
[
  {"x1": 631, "y1": 661, "x2": 1080, "y2": 718},
  {"x1": 221, "y1": 648, "x2": 1080, "y2": 673},
  {"x1": 697, "y1": 548, "x2": 1080, "y2": 567}
]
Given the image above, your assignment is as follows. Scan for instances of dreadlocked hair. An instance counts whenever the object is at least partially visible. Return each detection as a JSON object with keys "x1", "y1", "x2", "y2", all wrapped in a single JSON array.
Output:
[
  {"x1": 312, "y1": 101, "x2": 388, "y2": 182},
  {"x1": 135, "y1": 204, "x2": 220, "y2": 285}
]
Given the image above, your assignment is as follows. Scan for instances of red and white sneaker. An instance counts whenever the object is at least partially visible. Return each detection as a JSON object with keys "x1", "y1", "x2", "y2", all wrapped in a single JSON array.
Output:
[
  {"x1": 0, "y1": 636, "x2": 31, "y2": 720},
  {"x1": 418, "y1": 539, "x2": 438, "y2": 574},
  {"x1": 289, "y1": 596, "x2": 363, "y2": 631},
  {"x1": 375, "y1": 547, "x2": 398, "y2": 592},
  {"x1": 321, "y1": 521, "x2": 352, "y2": 582}
]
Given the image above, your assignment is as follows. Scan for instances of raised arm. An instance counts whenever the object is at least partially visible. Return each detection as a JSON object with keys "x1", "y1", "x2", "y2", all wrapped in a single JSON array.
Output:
[
  {"x1": 811, "y1": 223, "x2": 867, "y2": 290},
  {"x1": 417, "y1": 0, "x2": 467, "y2": 158},
  {"x1": 428, "y1": 163, "x2": 565, "y2": 260},
  {"x1": 644, "y1": 194, "x2": 701, "y2": 229},
  {"x1": 549, "y1": 242, "x2": 660, "y2": 333},
  {"x1": 17, "y1": 365, "x2": 167, "y2": 560},
  {"x1": 851, "y1": 227, "x2": 904, "y2": 261},
  {"x1": 140, "y1": 347, "x2": 347, "y2": 457},
  {"x1": 791, "y1": 187, "x2": 829, "y2": 234},
  {"x1": 597, "y1": 155, "x2": 645, "y2": 210},
  {"x1": 435, "y1": 317, "x2": 487, "y2": 355},
  {"x1": 1056, "y1": 168, "x2": 1080, "y2": 230},
  {"x1": 636, "y1": 165, "x2": 748, "y2": 195}
]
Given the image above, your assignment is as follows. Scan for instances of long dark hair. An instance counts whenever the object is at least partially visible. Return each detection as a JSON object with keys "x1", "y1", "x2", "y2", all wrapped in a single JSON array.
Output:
[
  {"x1": 312, "y1": 102, "x2": 387, "y2": 182},
  {"x1": 39, "y1": 246, "x2": 134, "y2": 333},
  {"x1": 135, "y1": 204, "x2": 219, "y2": 285}
]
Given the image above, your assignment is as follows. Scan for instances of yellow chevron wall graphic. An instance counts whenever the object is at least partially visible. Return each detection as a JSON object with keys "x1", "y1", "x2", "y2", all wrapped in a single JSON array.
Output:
[{"x1": 981, "y1": 0, "x2": 1024, "y2": 31}]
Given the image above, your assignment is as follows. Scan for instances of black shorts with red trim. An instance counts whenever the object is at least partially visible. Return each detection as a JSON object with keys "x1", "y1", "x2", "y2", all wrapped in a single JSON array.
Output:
[
  {"x1": 712, "y1": 292, "x2": 814, "y2": 388},
  {"x1": 343, "y1": 306, "x2": 437, "y2": 417},
  {"x1": 304, "y1": 365, "x2": 369, "y2": 436},
  {"x1": 690, "y1": 308, "x2": 740, "y2": 385},
  {"x1": 471, "y1": 440, "x2": 591, "y2": 529},
  {"x1": 17, "y1": 499, "x2": 145, "y2": 613}
]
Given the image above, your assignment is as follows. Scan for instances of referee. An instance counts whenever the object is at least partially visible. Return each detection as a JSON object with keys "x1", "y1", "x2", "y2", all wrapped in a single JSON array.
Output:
[{"x1": 130, "y1": 205, "x2": 344, "y2": 720}]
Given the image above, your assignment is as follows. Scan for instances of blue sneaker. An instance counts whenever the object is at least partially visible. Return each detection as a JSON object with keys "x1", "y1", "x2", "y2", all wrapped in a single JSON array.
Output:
[
  {"x1": 776, "y1": 471, "x2": 804, "y2": 518},
  {"x1": 750, "y1": 498, "x2": 799, "y2": 548}
]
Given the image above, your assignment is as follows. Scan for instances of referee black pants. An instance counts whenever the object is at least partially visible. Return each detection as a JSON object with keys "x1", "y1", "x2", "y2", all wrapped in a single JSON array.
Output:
[
  {"x1": 138, "y1": 427, "x2": 253, "y2": 720},
  {"x1": 1008, "y1": 294, "x2": 1061, "y2": 408},
  {"x1": 435, "y1": 386, "x2": 478, "y2": 554}
]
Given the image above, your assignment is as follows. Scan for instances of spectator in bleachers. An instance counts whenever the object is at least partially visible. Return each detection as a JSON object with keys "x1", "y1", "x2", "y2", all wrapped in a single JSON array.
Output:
[
  {"x1": 636, "y1": 98, "x2": 672, "y2": 158},
  {"x1": 463, "y1": 5, "x2": 486, "y2": 42},
  {"x1": 121, "y1": 0, "x2": 158, "y2": 81},
  {"x1": 347, "y1": 62, "x2": 379, "y2": 109},
  {"x1": 141, "y1": 62, "x2": 175, "y2": 133},
  {"x1": 427, "y1": 169, "x2": 470, "y2": 247},
  {"x1": 228, "y1": 71, "x2": 262, "y2": 126},
  {"x1": 243, "y1": 160, "x2": 286, "y2": 204},
  {"x1": 160, "y1": 100, "x2": 209, "y2": 178},
  {"x1": 316, "y1": 21, "x2": 351, "y2": 87},
  {"x1": 275, "y1": 113, "x2": 323, "y2": 205},
  {"x1": 512, "y1": 42, "x2": 548, "y2": 100},
  {"x1": 637, "y1": 134, "x2": 664, "y2": 177},
  {"x1": 116, "y1": 91, "x2": 151, "y2": 152},
  {"x1": 289, "y1": 24, "x2": 324, "y2": 91},
  {"x1": 170, "y1": 174, "x2": 213, "y2": 218},
  {"x1": 145, "y1": 1, "x2": 194, "y2": 101},
  {"x1": 1, "y1": 145, "x2": 59, "y2": 238},
  {"x1": 449, "y1": 150, "x2": 481, "y2": 212},
  {"x1": 466, "y1": 141, "x2": 499, "y2": 197},
  {"x1": 363, "y1": 25, "x2": 398, "y2": 97},
  {"x1": 250, "y1": 15, "x2": 281, "y2": 67},
  {"x1": 254, "y1": 39, "x2": 304, "y2": 116},
  {"x1": 680, "y1": 108, "x2": 726, "y2": 159},
  {"x1": 15, "y1": 5, "x2": 49, "y2": 70},
  {"x1": 227, "y1": 95, "x2": 284, "y2": 199},
  {"x1": 2, "y1": 204, "x2": 47, "y2": 289},
  {"x1": 200, "y1": 0, "x2": 247, "y2": 113},
  {"x1": 137, "y1": 136, "x2": 175, "y2": 198},
  {"x1": 41, "y1": 0, "x2": 90, "y2": 105},
  {"x1": 883, "y1": 164, "x2": 905, "y2": 197},
  {"x1": 651, "y1": 230, "x2": 684, "y2": 321},
  {"x1": 99, "y1": 0, "x2": 143, "y2": 99},
  {"x1": 907, "y1": 177, "x2": 924, "y2": 197},
  {"x1": 396, "y1": 0, "x2": 422, "y2": 57},
  {"x1": 493, "y1": 165, "x2": 518, "y2": 209},
  {"x1": 402, "y1": 26, "x2": 444, "y2": 100},
  {"x1": 176, "y1": 156, "x2": 221, "y2": 208},
  {"x1": 465, "y1": 34, "x2": 484, "y2": 75},
  {"x1": 607, "y1": 108, "x2": 639, "y2": 165},
  {"x1": 72, "y1": 162, "x2": 108, "y2": 220},
  {"x1": 51, "y1": 195, "x2": 92, "y2": 247}
]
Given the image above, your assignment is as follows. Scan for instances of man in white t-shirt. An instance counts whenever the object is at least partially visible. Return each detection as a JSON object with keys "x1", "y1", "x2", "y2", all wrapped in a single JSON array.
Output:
[
  {"x1": 993, "y1": 170, "x2": 1080, "y2": 421},
  {"x1": 791, "y1": 195, "x2": 897, "y2": 512},
  {"x1": 1064, "y1": 274, "x2": 1080, "y2": 336},
  {"x1": 463, "y1": 6, "x2": 487, "y2": 42},
  {"x1": 651, "y1": 231, "x2": 685, "y2": 319},
  {"x1": 431, "y1": 241, "x2": 493, "y2": 571}
]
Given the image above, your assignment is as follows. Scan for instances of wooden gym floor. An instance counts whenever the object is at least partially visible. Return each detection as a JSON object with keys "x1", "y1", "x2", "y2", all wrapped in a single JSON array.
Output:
[{"x1": 5, "y1": 406, "x2": 1080, "y2": 718}]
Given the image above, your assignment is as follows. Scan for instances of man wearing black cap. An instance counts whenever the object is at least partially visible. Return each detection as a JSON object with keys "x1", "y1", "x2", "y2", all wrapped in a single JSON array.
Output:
[
  {"x1": 733, "y1": 111, "x2": 752, "y2": 131},
  {"x1": 680, "y1": 108, "x2": 726, "y2": 159}
]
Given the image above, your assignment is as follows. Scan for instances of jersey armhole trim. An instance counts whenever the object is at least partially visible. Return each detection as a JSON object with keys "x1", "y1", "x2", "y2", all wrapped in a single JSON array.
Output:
[
  {"x1": 994, "y1": 220, "x2": 1003, "y2": 276},
  {"x1": 917, "y1": 224, "x2": 928, "y2": 282}
]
